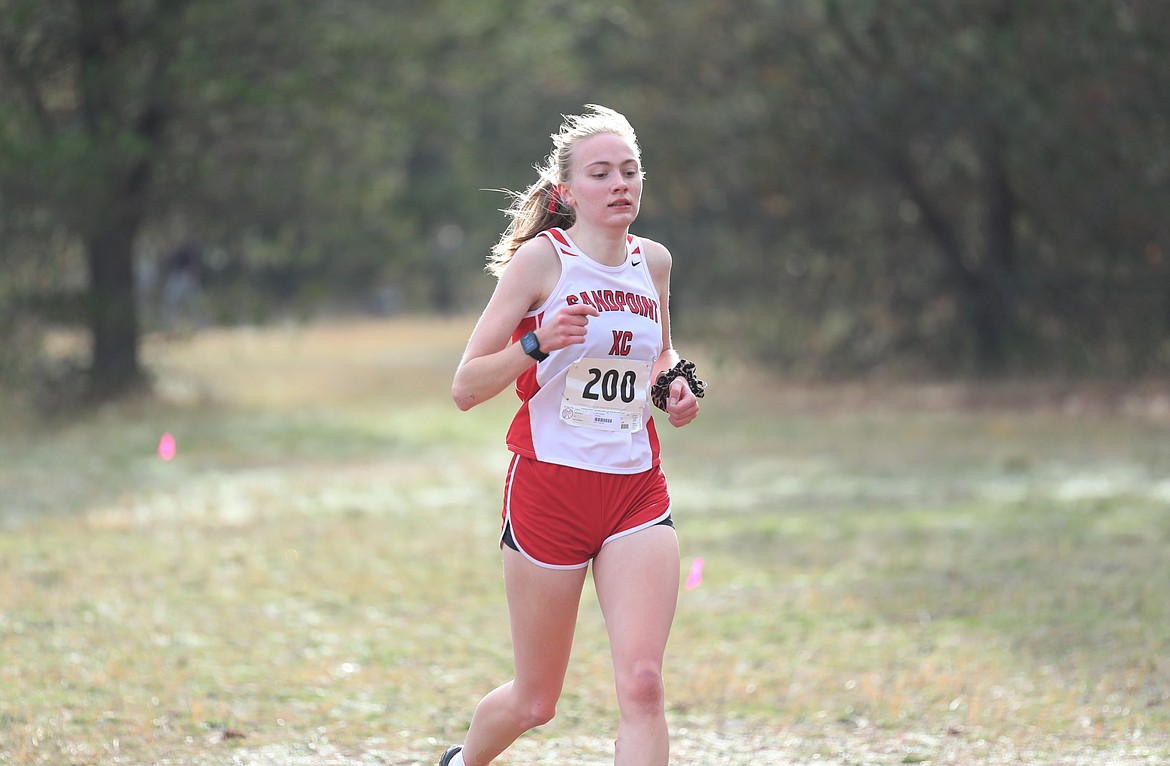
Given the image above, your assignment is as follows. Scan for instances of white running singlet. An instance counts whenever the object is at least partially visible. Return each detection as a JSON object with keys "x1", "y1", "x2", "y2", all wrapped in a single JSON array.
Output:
[{"x1": 506, "y1": 228, "x2": 664, "y2": 474}]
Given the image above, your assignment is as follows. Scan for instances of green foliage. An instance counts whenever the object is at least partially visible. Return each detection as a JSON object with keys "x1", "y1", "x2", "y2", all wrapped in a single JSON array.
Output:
[{"x1": 2, "y1": 0, "x2": 1169, "y2": 402}]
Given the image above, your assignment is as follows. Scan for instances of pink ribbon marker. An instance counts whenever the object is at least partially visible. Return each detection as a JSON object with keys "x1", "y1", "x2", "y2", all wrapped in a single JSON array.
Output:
[
  {"x1": 685, "y1": 557, "x2": 704, "y2": 591},
  {"x1": 158, "y1": 432, "x2": 177, "y2": 461}
]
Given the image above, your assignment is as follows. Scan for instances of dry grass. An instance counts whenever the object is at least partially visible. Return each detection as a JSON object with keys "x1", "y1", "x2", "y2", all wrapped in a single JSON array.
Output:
[{"x1": 1, "y1": 317, "x2": 1169, "y2": 765}]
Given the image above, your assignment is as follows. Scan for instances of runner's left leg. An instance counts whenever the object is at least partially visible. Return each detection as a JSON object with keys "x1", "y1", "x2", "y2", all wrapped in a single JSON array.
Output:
[{"x1": 593, "y1": 525, "x2": 680, "y2": 766}]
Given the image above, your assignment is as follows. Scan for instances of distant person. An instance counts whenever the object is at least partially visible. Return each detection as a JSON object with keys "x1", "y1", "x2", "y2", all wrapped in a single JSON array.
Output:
[
  {"x1": 443, "y1": 105, "x2": 706, "y2": 766},
  {"x1": 160, "y1": 240, "x2": 208, "y2": 332}
]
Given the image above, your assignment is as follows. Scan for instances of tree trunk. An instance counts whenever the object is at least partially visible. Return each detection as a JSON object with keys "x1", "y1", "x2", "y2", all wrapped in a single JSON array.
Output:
[
  {"x1": 85, "y1": 217, "x2": 144, "y2": 398},
  {"x1": 886, "y1": 131, "x2": 1020, "y2": 374},
  {"x1": 73, "y1": 0, "x2": 179, "y2": 401},
  {"x1": 970, "y1": 130, "x2": 1018, "y2": 373}
]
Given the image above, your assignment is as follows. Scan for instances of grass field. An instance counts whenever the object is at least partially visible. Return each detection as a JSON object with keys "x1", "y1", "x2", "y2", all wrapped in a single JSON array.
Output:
[{"x1": 1, "y1": 317, "x2": 1168, "y2": 765}]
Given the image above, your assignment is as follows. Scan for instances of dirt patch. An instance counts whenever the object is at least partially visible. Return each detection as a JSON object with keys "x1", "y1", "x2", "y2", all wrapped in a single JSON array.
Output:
[{"x1": 183, "y1": 723, "x2": 1167, "y2": 766}]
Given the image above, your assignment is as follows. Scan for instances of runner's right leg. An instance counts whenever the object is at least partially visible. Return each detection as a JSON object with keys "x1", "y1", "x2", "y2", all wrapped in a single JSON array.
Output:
[{"x1": 457, "y1": 547, "x2": 588, "y2": 766}]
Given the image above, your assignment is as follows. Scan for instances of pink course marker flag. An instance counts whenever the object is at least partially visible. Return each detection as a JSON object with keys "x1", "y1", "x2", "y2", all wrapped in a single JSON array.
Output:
[
  {"x1": 685, "y1": 557, "x2": 704, "y2": 591},
  {"x1": 158, "y1": 432, "x2": 177, "y2": 461}
]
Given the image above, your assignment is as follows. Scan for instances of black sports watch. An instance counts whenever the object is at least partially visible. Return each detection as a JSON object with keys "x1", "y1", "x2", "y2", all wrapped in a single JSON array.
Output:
[{"x1": 520, "y1": 330, "x2": 548, "y2": 362}]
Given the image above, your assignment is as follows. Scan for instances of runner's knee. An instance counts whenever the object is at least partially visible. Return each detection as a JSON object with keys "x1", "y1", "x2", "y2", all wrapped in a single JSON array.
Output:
[
  {"x1": 518, "y1": 696, "x2": 558, "y2": 729},
  {"x1": 614, "y1": 663, "x2": 665, "y2": 717},
  {"x1": 507, "y1": 683, "x2": 560, "y2": 729}
]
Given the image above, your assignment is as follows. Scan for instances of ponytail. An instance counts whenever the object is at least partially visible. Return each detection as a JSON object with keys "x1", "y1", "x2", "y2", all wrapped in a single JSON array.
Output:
[{"x1": 487, "y1": 171, "x2": 574, "y2": 277}]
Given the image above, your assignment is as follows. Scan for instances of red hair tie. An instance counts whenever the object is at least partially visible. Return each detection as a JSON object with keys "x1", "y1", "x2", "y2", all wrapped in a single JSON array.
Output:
[{"x1": 548, "y1": 187, "x2": 558, "y2": 213}]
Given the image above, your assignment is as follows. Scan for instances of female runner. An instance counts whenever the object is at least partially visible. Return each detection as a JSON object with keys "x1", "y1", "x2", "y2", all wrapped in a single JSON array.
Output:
[{"x1": 444, "y1": 104, "x2": 705, "y2": 766}]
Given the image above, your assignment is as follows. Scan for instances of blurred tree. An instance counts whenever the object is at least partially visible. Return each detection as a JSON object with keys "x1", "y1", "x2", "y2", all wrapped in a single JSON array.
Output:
[
  {"x1": 0, "y1": 0, "x2": 192, "y2": 397},
  {"x1": 775, "y1": 0, "x2": 1170, "y2": 374},
  {"x1": 0, "y1": 0, "x2": 330, "y2": 398},
  {"x1": 3, "y1": 0, "x2": 1168, "y2": 400}
]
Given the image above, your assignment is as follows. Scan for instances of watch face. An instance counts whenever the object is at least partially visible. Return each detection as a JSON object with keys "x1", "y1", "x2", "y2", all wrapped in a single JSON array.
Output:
[{"x1": 522, "y1": 331, "x2": 546, "y2": 360}]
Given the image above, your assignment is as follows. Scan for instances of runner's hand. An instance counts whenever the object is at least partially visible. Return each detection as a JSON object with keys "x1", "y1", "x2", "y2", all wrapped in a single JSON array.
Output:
[
  {"x1": 666, "y1": 377, "x2": 699, "y2": 427},
  {"x1": 539, "y1": 303, "x2": 599, "y2": 352}
]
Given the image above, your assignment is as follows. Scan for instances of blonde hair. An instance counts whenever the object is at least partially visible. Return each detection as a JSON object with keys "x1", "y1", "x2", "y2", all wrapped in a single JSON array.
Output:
[{"x1": 487, "y1": 105, "x2": 641, "y2": 277}]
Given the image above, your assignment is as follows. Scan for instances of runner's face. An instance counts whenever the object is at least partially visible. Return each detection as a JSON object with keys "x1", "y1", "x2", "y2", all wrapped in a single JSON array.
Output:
[{"x1": 563, "y1": 133, "x2": 642, "y2": 227}]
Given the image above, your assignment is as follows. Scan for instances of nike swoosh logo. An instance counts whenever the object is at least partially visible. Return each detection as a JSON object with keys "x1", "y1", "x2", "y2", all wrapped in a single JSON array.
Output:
[{"x1": 631, "y1": 260, "x2": 641, "y2": 266}]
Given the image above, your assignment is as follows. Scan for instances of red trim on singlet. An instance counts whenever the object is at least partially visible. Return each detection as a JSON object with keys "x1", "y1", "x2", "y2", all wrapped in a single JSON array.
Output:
[
  {"x1": 549, "y1": 228, "x2": 573, "y2": 250},
  {"x1": 506, "y1": 313, "x2": 543, "y2": 459},
  {"x1": 646, "y1": 412, "x2": 661, "y2": 458}
]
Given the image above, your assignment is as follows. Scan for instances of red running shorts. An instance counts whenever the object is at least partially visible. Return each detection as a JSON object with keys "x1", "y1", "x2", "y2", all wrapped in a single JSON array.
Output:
[{"x1": 501, "y1": 454, "x2": 673, "y2": 569}]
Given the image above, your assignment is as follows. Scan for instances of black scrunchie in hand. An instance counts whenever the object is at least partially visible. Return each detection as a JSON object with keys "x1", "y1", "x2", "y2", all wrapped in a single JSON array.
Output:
[{"x1": 651, "y1": 359, "x2": 707, "y2": 412}]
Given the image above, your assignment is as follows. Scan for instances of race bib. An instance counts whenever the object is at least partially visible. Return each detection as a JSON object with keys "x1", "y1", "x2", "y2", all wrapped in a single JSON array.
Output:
[{"x1": 560, "y1": 357, "x2": 652, "y2": 433}]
